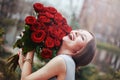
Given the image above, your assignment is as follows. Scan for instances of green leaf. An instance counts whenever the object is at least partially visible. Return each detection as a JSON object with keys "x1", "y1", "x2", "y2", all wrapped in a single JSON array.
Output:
[
  {"x1": 13, "y1": 39, "x2": 23, "y2": 48},
  {"x1": 25, "y1": 25, "x2": 30, "y2": 30},
  {"x1": 53, "y1": 49, "x2": 57, "y2": 57},
  {"x1": 36, "y1": 46, "x2": 41, "y2": 54},
  {"x1": 22, "y1": 46, "x2": 34, "y2": 54}
]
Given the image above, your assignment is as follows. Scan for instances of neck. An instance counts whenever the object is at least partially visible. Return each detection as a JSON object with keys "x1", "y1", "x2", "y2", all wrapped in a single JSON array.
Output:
[{"x1": 57, "y1": 47, "x2": 73, "y2": 55}]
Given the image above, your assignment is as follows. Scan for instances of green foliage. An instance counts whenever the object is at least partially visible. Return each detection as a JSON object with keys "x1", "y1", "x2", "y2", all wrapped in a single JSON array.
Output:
[
  {"x1": 0, "y1": 28, "x2": 4, "y2": 36},
  {"x1": 75, "y1": 65, "x2": 99, "y2": 80},
  {"x1": 75, "y1": 64, "x2": 120, "y2": 80},
  {"x1": 97, "y1": 41, "x2": 120, "y2": 55},
  {"x1": 114, "y1": 70, "x2": 120, "y2": 79},
  {"x1": 108, "y1": 68, "x2": 120, "y2": 80},
  {"x1": 13, "y1": 25, "x2": 36, "y2": 54}
]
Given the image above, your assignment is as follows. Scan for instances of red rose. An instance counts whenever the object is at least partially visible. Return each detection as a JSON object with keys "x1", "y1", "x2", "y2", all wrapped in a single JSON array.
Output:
[
  {"x1": 33, "y1": 3, "x2": 44, "y2": 13},
  {"x1": 55, "y1": 39, "x2": 61, "y2": 47},
  {"x1": 39, "y1": 12, "x2": 54, "y2": 19},
  {"x1": 38, "y1": 24, "x2": 48, "y2": 32},
  {"x1": 41, "y1": 48, "x2": 52, "y2": 59},
  {"x1": 45, "y1": 36, "x2": 54, "y2": 48},
  {"x1": 54, "y1": 13, "x2": 63, "y2": 23},
  {"x1": 48, "y1": 26, "x2": 56, "y2": 38},
  {"x1": 31, "y1": 30, "x2": 46, "y2": 43},
  {"x1": 55, "y1": 28, "x2": 66, "y2": 40},
  {"x1": 30, "y1": 22, "x2": 41, "y2": 31},
  {"x1": 40, "y1": 7, "x2": 47, "y2": 13},
  {"x1": 44, "y1": 12, "x2": 54, "y2": 18},
  {"x1": 46, "y1": 7, "x2": 57, "y2": 14},
  {"x1": 19, "y1": 3, "x2": 73, "y2": 62},
  {"x1": 30, "y1": 22, "x2": 47, "y2": 32},
  {"x1": 62, "y1": 18, "x2": 67, "y2": 25},
  {"x1": 38, "y1": 15, "x2": 51, "y2": 23},
  {"x1": 61, "y1": 25, "x2": 72, "y2": 34},
  {"x1": 25, "y1": 16, "x2": 36, "y2": 25}
]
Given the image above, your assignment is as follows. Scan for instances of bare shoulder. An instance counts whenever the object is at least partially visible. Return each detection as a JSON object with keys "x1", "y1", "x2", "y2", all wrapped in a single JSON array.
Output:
[
  {"x1": 46, "y1": 55, "x2": 66, "y2": 72},
  {"x1": 48, "y1": 55, "x2": 66, "y2": 79},
  {"x1": 41, "y1": 55, "x2": 66, "y2": 79}
]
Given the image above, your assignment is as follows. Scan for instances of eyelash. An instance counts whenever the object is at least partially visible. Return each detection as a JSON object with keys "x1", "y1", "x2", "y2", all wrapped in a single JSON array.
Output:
[
  {"x1": 81, "y1": 35, "x2": 84, "y2": 40},
  {"x1": 75, "y1": 32, "x2": 84, "y2": 40}
]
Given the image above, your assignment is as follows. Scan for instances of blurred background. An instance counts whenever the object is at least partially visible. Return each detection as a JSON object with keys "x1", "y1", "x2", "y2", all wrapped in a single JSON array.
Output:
[{"x1": 0, "y1": 0, "x2": 120, "y2": 80}]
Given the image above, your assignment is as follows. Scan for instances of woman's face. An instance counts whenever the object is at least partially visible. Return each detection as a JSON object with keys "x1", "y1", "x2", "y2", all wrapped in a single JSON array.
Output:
[{"x1": 62, "y1": 29, "x2": 93, "y2": 53}]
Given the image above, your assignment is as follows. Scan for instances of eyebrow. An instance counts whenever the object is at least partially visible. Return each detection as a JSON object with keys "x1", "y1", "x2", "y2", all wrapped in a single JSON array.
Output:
[{"x1": 88, "y1": 31, "x2": 94, "y2": 38}]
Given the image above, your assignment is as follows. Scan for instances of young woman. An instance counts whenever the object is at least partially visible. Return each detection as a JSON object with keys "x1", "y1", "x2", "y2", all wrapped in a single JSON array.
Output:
[{"x1": 18, "y1": 29, "x2": 96, "y2": 80}]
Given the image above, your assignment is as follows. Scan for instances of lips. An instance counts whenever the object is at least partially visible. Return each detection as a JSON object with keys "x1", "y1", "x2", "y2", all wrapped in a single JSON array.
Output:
[
  {"x1": 69, "y1": 33, "x2": 74, "y2": 40},
  {"x1": 69, "y1": 34, "x2": 72, "y2": 40}
]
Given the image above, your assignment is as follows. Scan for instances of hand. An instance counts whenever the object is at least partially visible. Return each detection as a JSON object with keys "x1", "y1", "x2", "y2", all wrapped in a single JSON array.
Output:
[
  {"x1": 25, "y1": 50, "x2": 35, "y2": 60},
  {"x1": 18, "y1": 50, "x2": 25, "y2": 70},
  {"x1": 18, "y1": 50, "x2": 35, "y2": 70}
]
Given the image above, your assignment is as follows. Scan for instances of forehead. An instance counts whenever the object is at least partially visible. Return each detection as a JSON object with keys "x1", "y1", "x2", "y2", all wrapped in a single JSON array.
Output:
[{"x1": 77, "y1": 29, "x2": 93, "y2": 42}]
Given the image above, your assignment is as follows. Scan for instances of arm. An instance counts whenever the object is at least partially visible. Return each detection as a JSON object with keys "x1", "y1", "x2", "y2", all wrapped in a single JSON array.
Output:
[
  {"x1": 20, "y1": 54, "x2": 66, "y2": 80},
  {"x1": 21, "y1": 51, "x2": 34, "y2": 80}
]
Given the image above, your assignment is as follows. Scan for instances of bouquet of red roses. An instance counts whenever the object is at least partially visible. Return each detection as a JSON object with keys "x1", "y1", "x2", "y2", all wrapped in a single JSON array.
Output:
[{"x1": 7, "y1": 3, "x2": 72, "y2": 71}]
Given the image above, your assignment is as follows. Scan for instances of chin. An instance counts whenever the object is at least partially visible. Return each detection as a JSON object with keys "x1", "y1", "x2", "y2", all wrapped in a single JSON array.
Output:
[{"x1": 63, "y1": 35, "x2": 69, "y2": 41}]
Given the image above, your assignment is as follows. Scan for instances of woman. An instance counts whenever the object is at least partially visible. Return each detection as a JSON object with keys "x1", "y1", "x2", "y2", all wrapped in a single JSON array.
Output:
[{"x1": 18, "y1": 29, "x2": 96, "y2": 80}]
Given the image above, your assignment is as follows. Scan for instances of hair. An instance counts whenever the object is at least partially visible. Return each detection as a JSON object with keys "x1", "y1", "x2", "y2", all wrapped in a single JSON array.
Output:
[{"x1": 72, "y1": 32, "x2": 96, "y2": 67}]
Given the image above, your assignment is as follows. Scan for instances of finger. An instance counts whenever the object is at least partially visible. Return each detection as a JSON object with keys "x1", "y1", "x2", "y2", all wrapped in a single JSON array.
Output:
[
  {"x1": 19, "y1": 49, "x2": 25, "y2": 60},
  {"x1": 18, "y1": 50, "x2": 25, "y2": 70},
  {"x1": 19, "y1": 53, "x2": 24, "y2": 64},
  {"x1": 19, "y1": 55, "x2": 24, "y2": 62}
]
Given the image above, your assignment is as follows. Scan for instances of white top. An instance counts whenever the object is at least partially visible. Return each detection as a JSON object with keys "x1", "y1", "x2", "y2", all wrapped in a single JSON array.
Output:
[{"x1": 49, "y1": 54, "x2": 75, "y2": 80}]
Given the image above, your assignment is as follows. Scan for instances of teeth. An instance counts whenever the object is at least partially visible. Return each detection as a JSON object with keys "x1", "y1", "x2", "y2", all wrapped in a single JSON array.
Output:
[{"x1": 69, "y1": 34, "x2": 72, "y2": 40}]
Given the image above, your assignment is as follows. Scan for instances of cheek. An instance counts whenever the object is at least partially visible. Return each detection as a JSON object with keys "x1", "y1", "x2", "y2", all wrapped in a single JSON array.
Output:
[
  {"x1": 76, "y1": 37, "x2": 86, "y2": 46},
  {"x1": 75, "y1": 41, "x2": 86, "y2": 50}
]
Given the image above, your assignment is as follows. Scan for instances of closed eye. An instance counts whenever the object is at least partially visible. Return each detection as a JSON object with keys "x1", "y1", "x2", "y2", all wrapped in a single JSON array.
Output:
[
  {"x1": 75, "y1": 32, "x2": 84, "y2": 40},
  {"x1": 81, "y1": 35, "x2": 84, "y2": 40},
  {"x1": 82, "y1": 34, "x2": 87, "y2": 41}
]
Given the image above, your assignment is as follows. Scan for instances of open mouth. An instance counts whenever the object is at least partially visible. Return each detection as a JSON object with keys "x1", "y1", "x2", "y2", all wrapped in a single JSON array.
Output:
[
  {"x1": 69, "y1": 34, "x2": 72, "y2": 40},
  {"x1": 69, "y1": 34, "x2": 73, "y2": 40}
]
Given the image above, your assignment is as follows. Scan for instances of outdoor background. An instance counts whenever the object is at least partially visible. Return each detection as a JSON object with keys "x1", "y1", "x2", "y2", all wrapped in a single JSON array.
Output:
[{"x1": 0, "y1": 0, "x2": 120, "y2": 80}]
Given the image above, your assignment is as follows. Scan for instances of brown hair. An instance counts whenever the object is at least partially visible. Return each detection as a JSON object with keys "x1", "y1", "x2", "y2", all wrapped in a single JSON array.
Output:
[{"x1": 72, "y1": 32, "x2": 96, "y2": 67}]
